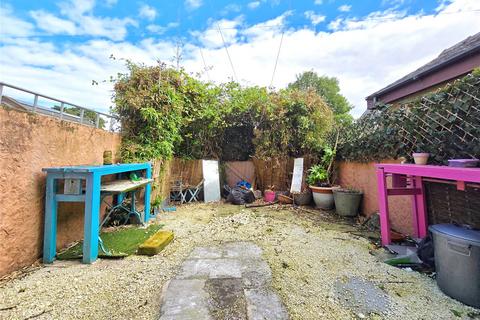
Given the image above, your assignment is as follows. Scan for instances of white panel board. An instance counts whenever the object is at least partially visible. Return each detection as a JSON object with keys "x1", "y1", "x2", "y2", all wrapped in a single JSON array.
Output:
[
  {"x1": 202, "y1": 160, "x2": 221, "y2": 203},
  {"x1": 290, "y1": 158, "x2": 304, "y2": 193}
]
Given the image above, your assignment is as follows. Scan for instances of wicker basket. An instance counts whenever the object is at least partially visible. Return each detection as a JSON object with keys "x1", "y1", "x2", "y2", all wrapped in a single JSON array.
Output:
[{"x1": 278, "y1": 194, "x2": 293, "y2": 204}]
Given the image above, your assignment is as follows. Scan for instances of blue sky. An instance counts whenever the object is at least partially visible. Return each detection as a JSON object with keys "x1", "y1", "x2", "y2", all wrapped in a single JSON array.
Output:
[{"x1": 1, "y1": 0, "x2": 479, "y2": 116}]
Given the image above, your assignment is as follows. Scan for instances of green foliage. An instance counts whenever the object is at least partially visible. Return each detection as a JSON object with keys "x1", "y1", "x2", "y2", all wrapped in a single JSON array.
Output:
[
  {"x1": 288, "y1": 71, "x2": 353, "y2": 125},
  {"x1": 254, "y1": 89, "x2": 334, "y2": 158},
  {"x1": 306, "y1": 144, "x2": 336, "y2": 185},
  {"x1": 113, "y1": 62, "x2": 335, "y2": 162},
  {"x1": 337, "y1": 71, "x2": 480, "y2": 164},
  {"x1": 306, "y1": 165, "x2": 328, "y2": 185},
  {"x1": 113, "y1": 62, "x2": 185, "y2": 162}
]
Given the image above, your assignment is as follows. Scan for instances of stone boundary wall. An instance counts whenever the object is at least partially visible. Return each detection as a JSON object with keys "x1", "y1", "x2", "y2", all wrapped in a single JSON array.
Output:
[
  {"x1": 0, "y1": 107, "x2": 121, "y2": 277},
  {"x1": 337, "y1": 159, "x2": 413, "y2": 235}
]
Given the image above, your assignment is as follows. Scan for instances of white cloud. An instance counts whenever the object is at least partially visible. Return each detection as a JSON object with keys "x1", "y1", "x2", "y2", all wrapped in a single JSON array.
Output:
[
  {"x1": 248, "y1": 1, "x2": 261, "y2": 9},
  {"x1": 1, "y1": 0, "x2": 480, "y2": 118},
  {"x1": 314, "y1": 0, "x2": 323, "y2": 5},
  {"x1": 139, "y1": 4, "x2": 157, "y2": 20},
  {"x1": 77, "y1": 16, "x2": 137, "y2": 41},
  {"x1": 28, "y1": 0, "x2": 138, "y2": 41},
  {"x1": 241, "y1": 11, "x2": 290, "y2": 40},
  {"x1": 304, "y1": 11, "x2": 326, "y2": 25},
  {"x1": 329, "y1": 9, "x2": 407, "y2": 31},
  {"x1": 191, "y1": 18, "x2": 243, "y2": 48},
  {"x1": 146, "y1": 22, "x2": 179, "y2": 34},
  {"x1": 338, "y1": 5, "x2": 352, "y2": 12},
  {"x1": 30, "y1": 10, "x2": 77, "y2": 34},
  {"x1": 221, "y1": 4, "x2": 242, "y2": 15},
  {"x1": 146, "y1": 24, "x2": 166, "y2": 34},
  {"x1": 185, "y1": 0, "x2": 203, "y2": 10},
  {"x1": 59, "y1": 0, "x2": 96, "y2": 17},
  {"x1": 328, "y1": 18, "x2": 343, "y2": 31},
  {"x1": 382, "y1": 0, "x2": 406, "y2": 6},
  {"x1": 0, "y1": 5, "x2": 35, "y2": 37}
]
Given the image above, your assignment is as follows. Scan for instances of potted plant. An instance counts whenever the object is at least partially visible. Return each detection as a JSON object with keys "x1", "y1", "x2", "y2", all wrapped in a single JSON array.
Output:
[
  {"x1": 412, "y1": 152, "x2": 430, "y2": 165},
  {"x1": 333, "y1": 187, "x2": 363, "y2": 217},
  {"x1": 307, "y1": 139, "x2": 339, "y2": 209},
  {"x1": 412, "y1": 144, "x2": 430, "y2": 165}
]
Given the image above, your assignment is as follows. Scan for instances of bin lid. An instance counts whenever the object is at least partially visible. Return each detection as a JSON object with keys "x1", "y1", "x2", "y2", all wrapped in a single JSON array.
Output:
[{"x1": 429, "y1": 224, "x2": 480, "y2": 245}]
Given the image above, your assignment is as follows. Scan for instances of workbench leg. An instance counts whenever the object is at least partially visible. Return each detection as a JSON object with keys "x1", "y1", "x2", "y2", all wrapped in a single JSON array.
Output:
[
  {"x1": 83, "y1": 173, "x2": 101, "y2": 264},
  {"x1": 376, "y1": 168, "x2": 391, "y2": 246},
  {"x1": 414, "y1": 176, "x2": 428, "y2": 238},
  {"x1": 410, "y1": 176, "x2": 420, "y2": 237},
  {"x1": 43, "y1": 176, "x2": 57, "y2": 263},
  {"x1": 144, "y1": 164, "x2": 152, "y2": 222}
]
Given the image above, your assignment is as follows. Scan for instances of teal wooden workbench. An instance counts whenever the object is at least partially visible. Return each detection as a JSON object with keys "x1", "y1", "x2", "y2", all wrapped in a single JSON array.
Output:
[{"x1": 42, "y1": 163, "x2": 152, "y2": 264}]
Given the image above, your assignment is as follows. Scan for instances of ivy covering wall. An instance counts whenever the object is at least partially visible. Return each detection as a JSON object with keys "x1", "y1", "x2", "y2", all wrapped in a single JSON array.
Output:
[
  {"x1": 337, "y1": 70, "x2": 480, "y2": 164},
  {"x1": 113, "y1": 62, "x2": 334, "y2": 162}
]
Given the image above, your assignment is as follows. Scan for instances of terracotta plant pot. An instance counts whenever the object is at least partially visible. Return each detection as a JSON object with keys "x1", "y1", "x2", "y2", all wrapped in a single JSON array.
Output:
[
  {"x1": 309, "y1": 185, "x2": 339, "y2": 210},
  {"x1": 413, "y1": 152, "x2": 430, "y2": 165}
]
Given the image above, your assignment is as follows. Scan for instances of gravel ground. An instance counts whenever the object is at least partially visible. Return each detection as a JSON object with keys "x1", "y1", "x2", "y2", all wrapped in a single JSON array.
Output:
[{"x1": 1, "y1": 203, "x2": 478, "y2": 320}]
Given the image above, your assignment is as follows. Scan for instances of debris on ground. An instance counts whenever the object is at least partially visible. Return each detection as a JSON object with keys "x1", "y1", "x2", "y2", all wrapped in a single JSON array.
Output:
[{"x1": 0, "y1": 203, "x2": 477, "y2": 320}]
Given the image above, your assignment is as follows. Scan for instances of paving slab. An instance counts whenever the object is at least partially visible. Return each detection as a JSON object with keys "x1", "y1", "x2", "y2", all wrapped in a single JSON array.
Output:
[
  {"x1": 189, "y1": 246, "x2": 224, "y2": 259},
  {"x1": 205, "y1": 278, "x2": 247, "y2": 320},
  {"x1": 159, "y1": 242, "x2": 288, "y2": 320},
  {"x1": 159, "y1": 279, "x2": 211, "y2": 320},
  {"x1": 177, "y1": 258, "x2": 243, "y2": 279},
  {"x1": 244, "y1": 288, "x2": 289, "y2": 320}
]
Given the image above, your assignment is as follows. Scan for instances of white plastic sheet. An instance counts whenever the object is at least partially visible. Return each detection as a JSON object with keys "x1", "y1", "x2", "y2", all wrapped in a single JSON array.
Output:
[
  {"x1": 202, "y1": 160, "x2": 221, "y2": 202},
  {"x1": 290, "y1": 158, "x2": 304, "y2": 193}
]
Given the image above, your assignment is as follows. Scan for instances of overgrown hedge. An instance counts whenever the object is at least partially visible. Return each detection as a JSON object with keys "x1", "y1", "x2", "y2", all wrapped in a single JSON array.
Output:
[
  {"x1": 113, "y1": 62, "x2": 334, "y2": 162},
  {"x1": 337, "y1": 70, "x2": 480, "y2": 164}
]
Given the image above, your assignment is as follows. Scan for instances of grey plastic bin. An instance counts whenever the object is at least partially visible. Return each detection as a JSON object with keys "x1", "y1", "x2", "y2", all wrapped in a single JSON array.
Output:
[{"x1": 429, "y1": 224, "x2": 480, "y2": 308}]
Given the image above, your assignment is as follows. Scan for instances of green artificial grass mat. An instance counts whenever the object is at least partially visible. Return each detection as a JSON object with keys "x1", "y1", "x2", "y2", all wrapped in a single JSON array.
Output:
[{"x1": 57, "y1": 224, "x2": 163, "y2": 260}]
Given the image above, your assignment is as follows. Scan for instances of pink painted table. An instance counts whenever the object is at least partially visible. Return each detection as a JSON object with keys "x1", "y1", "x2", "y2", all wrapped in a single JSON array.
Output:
[{"x1": 375, "y1": 163, "x2": 480, "y2": 245}]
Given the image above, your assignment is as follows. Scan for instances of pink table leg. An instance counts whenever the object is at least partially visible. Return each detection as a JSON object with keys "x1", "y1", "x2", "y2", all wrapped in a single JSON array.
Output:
[
  {"x1": 414, "y1": 176, "x2": 428, "y2": 238},
  {"x1": 376, "y1": 168, "x2": 391, "y2": 245},
  {"x1": 410, "y1": 176, "x2": 420, "y2": 237}
]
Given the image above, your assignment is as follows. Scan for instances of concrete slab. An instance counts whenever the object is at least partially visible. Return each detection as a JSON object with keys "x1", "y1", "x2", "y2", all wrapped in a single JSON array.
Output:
[
  {"x1": 159, "y1": 242, "x2": 288, "y2": 319},
  {"x1": 205, "y1": 278, "x2": 247, "y2": 320},
  {"x1": 189, "y1": 246, "x2": 224, "y2": 259},
  {"x1": 244, "y1": 288, "x2": 289, "y2": 320},
  {"x1": 240, "y1": 258, "x2": 272, "y2": 288},
  {"x1": 159, "y1": 279, "x2": 211, "y2": 320},
  {"x1": 177, "y1": 258, "x2": 243, "y2": 279}
]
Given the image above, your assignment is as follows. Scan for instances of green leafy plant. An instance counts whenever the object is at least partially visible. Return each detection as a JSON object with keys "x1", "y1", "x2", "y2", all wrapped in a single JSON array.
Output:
[
  {"x1": 112, "y1": 61, "x2": 335, "y2": 163},
  {"x1": 307, "y1": 137, "x2": 338, "y2": 186},
  {"x1": 307, "y1": 164, "x2": 329, "y2": 186}
]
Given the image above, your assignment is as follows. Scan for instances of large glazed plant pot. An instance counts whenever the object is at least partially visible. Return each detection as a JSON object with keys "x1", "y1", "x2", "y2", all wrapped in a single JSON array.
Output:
[
  {"x1": 309, "y1": 186, "x2": 338, "y2": 209},
  {"x1": 333, "y1": 189, "x2": 363, "y2": 217}
]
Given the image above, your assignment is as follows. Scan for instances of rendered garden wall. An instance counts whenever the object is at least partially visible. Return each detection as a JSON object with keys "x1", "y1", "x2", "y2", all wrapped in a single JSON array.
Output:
[
  {"x1": 0, "y1": 107, "x2": 121, "y2": 277},
  {"x1": 336, "y1": 71, "x2": 480, "y2": 236}
]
